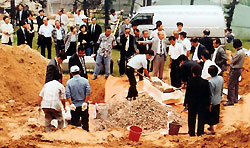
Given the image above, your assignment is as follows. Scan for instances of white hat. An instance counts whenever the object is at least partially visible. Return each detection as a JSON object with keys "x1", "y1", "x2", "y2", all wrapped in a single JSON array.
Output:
[
  {"x1": 70, "y1": 65, "x2": 80, "y2": 73},
  {"x1": 81, "y1": 15, "x2": 88, "y2": 20}
]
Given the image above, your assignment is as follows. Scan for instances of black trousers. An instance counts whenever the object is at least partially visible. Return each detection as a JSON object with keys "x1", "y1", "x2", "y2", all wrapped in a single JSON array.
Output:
[
  {"x1": 119, "y1": 50, "x2": 126, "y2": 75},
  {"x1": 55, "y1": 40, "x2": 65, "y2": 56},
  {"x1": 126, "y1": 66, "x2": 138, "y2": 98},
  {"x1": 66, "y1": 42, "x2": 76, "y2": 56},
  {"x1": 41, "y1": 37, "x2": 52, "y2": 59},
  {"x1": 71, "y1": 106, "x2": 89, "y2": 131},
  {"x1": 188, "y1": 109, "x2": 205, "y2": 136},
  {"x1": 170, "y1": 59, "x2": 181, "y2": 88}
]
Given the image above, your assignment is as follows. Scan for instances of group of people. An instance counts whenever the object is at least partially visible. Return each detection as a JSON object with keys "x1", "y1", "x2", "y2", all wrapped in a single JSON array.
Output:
[{"x1": 5, "y1": 6, "x2": 244, "y2": 136}]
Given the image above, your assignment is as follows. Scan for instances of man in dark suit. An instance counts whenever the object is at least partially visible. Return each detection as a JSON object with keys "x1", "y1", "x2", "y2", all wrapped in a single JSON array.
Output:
[
  {"x1": 190, "y1": 37, "x2": 207, "y2": 66},
  {"x1": 16, "y1": 4, "x2": 28, "y2": 26},
  {"x1": 88, "y1": 18, "x2": 102, "y2": 54},
  {"x1": 69, "y1": 45, "x2": 88, "y2": 79},
  {"x1": 120, "y1": 27, "x2": 137, "y2": 75},
  {"x1": 184, "y1": 65, "x2": 211, "y2": 136},
  {"x1": 17, "y1": 21, "x2": 28, "y2": 45},
  {"x1": 199, "y1": 29, "x2": 214, "y2": 55},
  {"x1": 45, "y1": 51, "x2": 67, "y2": 83},
  {"x1": 212, "y1": 38, "x2": 227, "y2": 75},
  {"x1": 36, "y1": 9, "x2": 46, "y2": 32},
  {"x1": 26, "y1": 13, "x2": 35, "y2": 48}
]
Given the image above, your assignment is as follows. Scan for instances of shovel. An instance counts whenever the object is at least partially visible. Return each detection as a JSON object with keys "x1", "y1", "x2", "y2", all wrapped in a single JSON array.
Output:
[
  {"x1": 134, "y1": 70, "x2": 151, "y2": 81},
  {"x1": 163, "y1": 87, "x2": 182, "y2": 93}
]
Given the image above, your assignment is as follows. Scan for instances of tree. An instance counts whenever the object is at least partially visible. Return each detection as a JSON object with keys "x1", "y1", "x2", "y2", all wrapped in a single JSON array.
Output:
[
  {"x1": 224, "y1": 0, "x2": 239, "y2": 29},
  {"x1": 190, "y1": 0, "x2": 194, "y2": 5}
]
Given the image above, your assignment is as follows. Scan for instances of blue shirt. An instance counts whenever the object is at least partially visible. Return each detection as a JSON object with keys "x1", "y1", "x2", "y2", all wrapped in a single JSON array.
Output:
[{"x1": 66, "y1": 75, "x2": 91, "y2": 107}]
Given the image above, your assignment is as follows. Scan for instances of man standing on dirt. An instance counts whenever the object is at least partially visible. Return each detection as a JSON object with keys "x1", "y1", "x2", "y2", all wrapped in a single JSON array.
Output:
[
  {"x1": 66, "y1": 65, "x2": 91, "y2": 131},
  {"x1": 184, "y1": 65, "x2": 211, "y2": 136},
  {"x1": 224, "y1": 39, "x2": 245, "y2": 106},
  {"x1": 92, "y1": 26, "x2": 116, "y2": 80},
  {"x1": 45, "y1": 51, "x2": 67, "y2": 83},
  {"x1": 126, "y1": 50, "x2": 154, "y2": 100},
  {"x1": 38, "y1": 76, "x2": 66, "y2": 132}
]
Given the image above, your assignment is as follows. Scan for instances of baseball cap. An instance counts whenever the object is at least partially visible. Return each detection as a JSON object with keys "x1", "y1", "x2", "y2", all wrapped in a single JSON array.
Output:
[{"x1": 70, "y1": 65, "x2": 80, "y2": 73}]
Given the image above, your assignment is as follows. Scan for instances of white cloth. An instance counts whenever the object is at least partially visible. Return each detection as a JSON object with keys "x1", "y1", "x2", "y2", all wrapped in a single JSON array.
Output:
[
  {"x1": 39, "y1": 24, "x2": 54, "y2": 37},
  {"x1": 192, "y1": 43, "x2": 200, "y2": 61},
  {"x1": 109, "y1": 11, "x2": 121, "y2": 25},
  {"x1": 168, "y1": 43, "x2": 185, "y2": 60},
  {"x1": 127, "y1": 54, "x2": 147, "y2": 70},
  {"x1": 157, "y1": 39, "x2": 165, "y2": 55},
  {"x1": 201, "y1": 60, "x2": 221, "y2": 80},
  {"x1": 212, "y1": 46, "x2": 219, "y2": 62},
  {"x1": 1, "y1": 22, "x2": 14, "y2": 43},
  {"x1": 39, "y1": 80, "x2": 66, "y2": 111},
  {"x1": 56, "y1": 27, "x2": 63, "y2": 40},
  {"x1": 180, "y1": 38, "x2": 191, "y2": 56},
  {"x1": 74, "y1": 13, "x2": 85, "y2": 26},
  {"x1": 150, "y1": 30, "x2": 166, "y2": 39}
]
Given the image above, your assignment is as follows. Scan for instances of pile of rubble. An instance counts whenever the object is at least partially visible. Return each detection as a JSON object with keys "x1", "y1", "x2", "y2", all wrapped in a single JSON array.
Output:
[{"x1": 95, "y1": 95, "x2": 185, "y2": 132}]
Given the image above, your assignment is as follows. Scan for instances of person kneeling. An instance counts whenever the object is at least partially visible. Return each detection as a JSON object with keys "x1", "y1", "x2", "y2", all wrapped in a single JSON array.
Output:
[{"x1": 66, "y1": 65, "x2": 91, "y2": 131}]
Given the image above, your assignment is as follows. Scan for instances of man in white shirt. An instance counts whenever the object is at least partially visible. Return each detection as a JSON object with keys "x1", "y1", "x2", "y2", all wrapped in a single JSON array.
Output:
[
  {"x1": 38, "y1": 78, "x2": 66, "y2": 132},
  {"x1": 150, "y1": 21, "x2": 165, "y2": 39},
  {"x1": 55, "y1": 9, "x2": 69, "y2": 33},
  {"x1": 39, "y1": 17, "x2": 54, "y2": 59},
  {"x1": 74, "y1": 9, "x2": 85, "y2": 27},
  {"x1": 168, "y1": 36, "x2": 185, "y2": 88},
  {"x1": 126, "y1": 50, "x2": 153, "y2": 100},
  {"x1": 109, "y1": 9, "x2": 124, "y2": 32},
  {"x1": 1, "y1": 16, "x2": 14, "y2": 45},
  {"x1": 179, "y1": 31, "x2": 191, "y2": 57},
  {"x1": 201, "y1": 50, "x2": 221, "y2": 80},
  {"x1": 176, "y1": 22, "x2": 185, "y2": 33}
]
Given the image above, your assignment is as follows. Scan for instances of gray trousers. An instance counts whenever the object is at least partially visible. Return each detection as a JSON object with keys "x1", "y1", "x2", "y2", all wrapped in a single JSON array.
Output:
[
  {"x1": 152, "y1": 54, "x2": 165, "y2": 80},
  {"x1": 227, "y1": 68, "x2": 242, "y2": 104},
  {"x1": 42, "y1": 108, "x2": 64, "y2": 132}
]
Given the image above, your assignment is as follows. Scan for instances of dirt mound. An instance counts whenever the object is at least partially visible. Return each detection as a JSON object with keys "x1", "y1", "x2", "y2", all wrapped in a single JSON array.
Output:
[
  {"x1": 95, "y1": 95, "x2": 185, "y2": 132},
  {"x1": 0, "y1": 45, "x2": 48, "y2": 108},
  {"x1": 224, "y1": 56, "x2": 250, "y2": 94}
]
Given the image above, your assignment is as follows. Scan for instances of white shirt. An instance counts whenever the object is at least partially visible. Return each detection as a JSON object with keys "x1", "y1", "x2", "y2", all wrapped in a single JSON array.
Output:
[
  {"x1": 21, "y1": 26, "x2": 26, "y2": 39},
  {"x1": 180, "y1": 38, "x2": 191, "y2": 56},
  {"x1": 56, "y1": 27, "x2": 63, "y2": 40},
  {"x1": 109, "y1": 11, "x2": 121, "y2": 25},
  {"x1": 39, "y1": 24, "x2": 54, "y2": 37},
  {"x1": 19, "y1": 10, "x2": 23, "y2": 21},
  {"x1": 125, "y1": 35, "x2": 129, "y2": 51},
  {"x1": 56, "y1": 14, "x2": 69, "y2": 26},
  {"x1": 212, "y1": 46, "x2": 219, "y2": 62},
  {"x1": 157, "y1": 39, "x2": 165, "y2": 55},
  {"x1": 1, "y1": 22, "x2": 14, "y2": 43},
  {"x1": 91, "y1": 24, "x2": 96, "y2": 33},
  {"x1": 168, "y1": 43, "x2": 185, "y2": 60},
  {"x1": 192, "y1": 43, "x2": 200, "y2": 61},
  {"x1": 150, "y1": 30, "x2": 166, "y2": 39},
  {"x1": 127, "y1": 54, "x2": 147, "y2": 70},
  {"x1": 201, "y1": 60, "x2": 221, "y2": 80},
  {"x1": 39, "y1": 80, "x2": 66, "y2": 111},
  {"x1": 74, "y1": 13, "x2": 85, "y2": 25}
]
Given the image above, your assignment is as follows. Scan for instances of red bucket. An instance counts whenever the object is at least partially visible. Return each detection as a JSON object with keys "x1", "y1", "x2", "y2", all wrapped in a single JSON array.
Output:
[
  {"x1": 128, "y1": 126, "x2": 142, "y2": 142},
  {"x1": 169, "y1": 122, "x2": 182, "y2": 135}
]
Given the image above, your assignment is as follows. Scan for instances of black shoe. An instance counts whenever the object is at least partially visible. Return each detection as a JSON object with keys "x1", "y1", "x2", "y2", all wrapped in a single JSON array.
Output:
[
  {"x1": 206, "y1": 132, "x2": 216, "y2": 135},
  {"x1": 234, "y1": 101, "x2": 238, "y2": 104},
  {"x1": 223, "y1": 102, "x2": 234, "y2": 106}
]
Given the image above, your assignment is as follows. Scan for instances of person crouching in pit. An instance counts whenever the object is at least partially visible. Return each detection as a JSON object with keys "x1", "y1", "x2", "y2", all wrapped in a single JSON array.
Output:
[
  {"x1": 66, "y1": 65, "x2": 91, "y2": 131},
  {"x1": 126, "y1": 50, "x2": 154, "y2": 101}
]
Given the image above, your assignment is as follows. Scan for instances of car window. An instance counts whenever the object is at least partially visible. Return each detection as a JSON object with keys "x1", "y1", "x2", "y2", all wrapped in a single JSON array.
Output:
[{"x1": 131, "y1": 13, "x2": 154, "y2": 25}]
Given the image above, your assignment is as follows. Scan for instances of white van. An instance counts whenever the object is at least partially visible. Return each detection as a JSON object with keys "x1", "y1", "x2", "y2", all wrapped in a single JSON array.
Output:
[{"x1": 130, "y1": 5, "x2": 226, "y2": 43}]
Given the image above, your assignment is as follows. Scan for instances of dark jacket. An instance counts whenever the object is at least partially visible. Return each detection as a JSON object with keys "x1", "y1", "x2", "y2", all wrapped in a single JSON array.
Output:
[
  {"x1": 17, "y1": 28, "x2": 28, "y2": 45},
  {"x1": 45, "y1": 58, "x2": 62, "y2": 83},
  {"x1": 137, "y1": 37, "x2": 152, "y2": 54},
  {"x1": 69, "y1": 53, "x2": 88, "y2": 79},
  {"x1": 214, "y1": 46, "x2": 228, "y2": 72},
  {"x1": 16, "y1": 10, "x2": 28, "y2": 25},
  {"x1": 184, "y1": 76, "x2": 211, "y2": 112},
  {"x1": 88, "y1": 23, "x2": 102, "y2": 43},
  {"x1": 191, "y1": 44, "x2": 207, "y2": 60},
  {"x1": 78, "y1": 32, "x2": 91, "y2": 48},
  {"x1": 199, "y1": 37, "x2": 214, "y2": 55},
  {"x1": 36, "y1": 15, "x2": 46, "y2": 32},
  {"x1": 180, "y1": 60, "x2": 201, "y2": 83},
  {"x1": 120, "y1": 34, "x2": 137, "y2": 59}
]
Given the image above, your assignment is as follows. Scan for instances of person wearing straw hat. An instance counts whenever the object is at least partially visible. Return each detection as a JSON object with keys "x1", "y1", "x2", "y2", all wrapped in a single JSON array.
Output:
[{"x1": 66, "y1": 65, "x2": 91, "y2": 131}]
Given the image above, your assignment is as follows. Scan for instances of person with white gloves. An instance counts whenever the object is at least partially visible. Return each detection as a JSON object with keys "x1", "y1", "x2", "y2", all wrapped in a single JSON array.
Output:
[{"x1": 66, "y1": 65, "x2": 91, "y2": 131}]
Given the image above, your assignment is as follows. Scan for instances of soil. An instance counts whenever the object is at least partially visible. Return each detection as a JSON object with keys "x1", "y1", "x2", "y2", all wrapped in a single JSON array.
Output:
[{"x1": 1, "y1": 44, "x2": 250, "y2": 147}]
